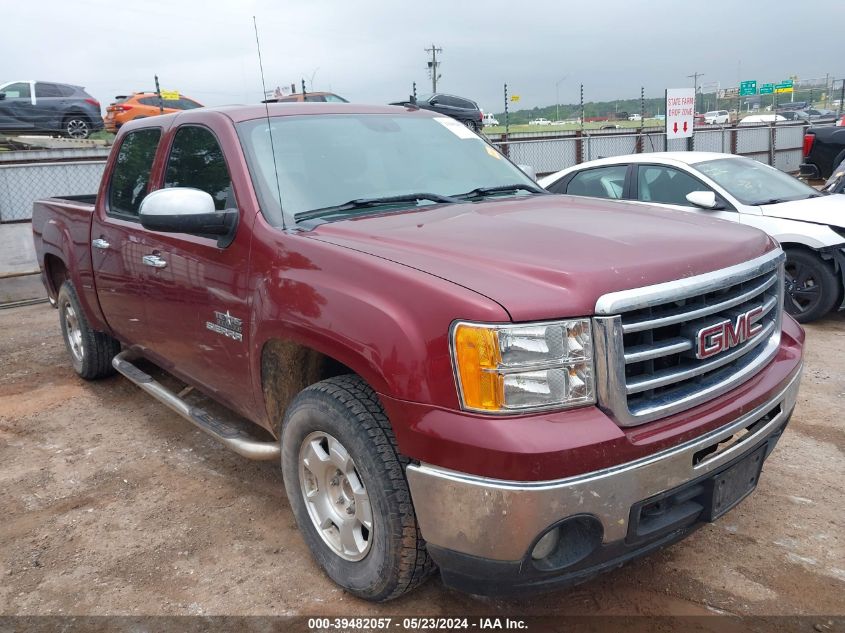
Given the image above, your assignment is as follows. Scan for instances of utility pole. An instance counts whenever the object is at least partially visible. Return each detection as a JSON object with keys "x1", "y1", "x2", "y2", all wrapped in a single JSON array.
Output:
[
  {"x1": 425, "y1": 44, "x2": 442, "y2": 93},
  {"x1": 555, "y1": 76, "x2": 567, "y2": 122},
  {"x1": 687, "y1": 71, "x2": 704, "y2": 112}
]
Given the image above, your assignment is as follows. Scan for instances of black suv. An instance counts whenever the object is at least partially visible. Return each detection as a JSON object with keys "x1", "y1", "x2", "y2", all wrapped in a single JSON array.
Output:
[
  {"x1": 392, "y1": 93, "x2": 483, "y2": 131},
  {"x1": 0, "y1": 80, "x2": 104, "y2": 139}
]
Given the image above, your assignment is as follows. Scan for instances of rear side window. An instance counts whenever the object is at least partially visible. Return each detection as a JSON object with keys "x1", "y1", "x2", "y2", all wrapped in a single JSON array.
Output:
[
  {"x1": 138, "y1": 96, "x2": 162, "y2": 107},
  {"x1": 304, "y1": 95, "x2": 326, "y2": 102},
  {"x1": 324, "y1": 94, "x2": 348, "y2": 103},
  {"x1": 35, "y1": 83, "x2": 63, "y2": 98},
  {"x1": 177, "y1": 98, "x2": 202, "y2": 110},
  {"x1": 164, "y1": 126, "x2": 234, "y2": 211},
  {"x1": 565, "y1": 165, "x2": 627, "y2": 199},
  {"x1": 108, "y1": 128, "x2": 161, "y2": 218}
]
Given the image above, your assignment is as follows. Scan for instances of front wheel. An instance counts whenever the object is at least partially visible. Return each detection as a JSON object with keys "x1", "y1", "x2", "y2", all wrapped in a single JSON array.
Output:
[
  {"x1": 281, "y1": 375, "x2": 434, "y2": 601},
  {"x1": 783, "y1": 249, "x2": 839, "y2": 323}
]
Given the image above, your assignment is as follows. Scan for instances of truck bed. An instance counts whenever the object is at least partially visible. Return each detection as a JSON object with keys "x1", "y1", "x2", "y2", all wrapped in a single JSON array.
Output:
[{"x1": 31, "y1": 194, "x2": 106, "y2": 330}]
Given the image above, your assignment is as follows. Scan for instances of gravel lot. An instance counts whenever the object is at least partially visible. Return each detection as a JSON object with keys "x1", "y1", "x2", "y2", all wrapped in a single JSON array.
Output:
[{"x1": 0, "y1": 303, "x2": 843, "y2": 620}]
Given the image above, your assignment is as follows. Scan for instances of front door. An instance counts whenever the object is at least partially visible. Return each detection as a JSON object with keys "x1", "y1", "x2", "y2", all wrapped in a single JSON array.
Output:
[
  {"x1": 632, "y1": 164, "x2": 739, "y2": 223},
  {"x1": 138, "y1": 124, "x2": 255, "y2": 416},
  {"x1": 0, "y1": 82, "x2": 36, "y2": 131}
]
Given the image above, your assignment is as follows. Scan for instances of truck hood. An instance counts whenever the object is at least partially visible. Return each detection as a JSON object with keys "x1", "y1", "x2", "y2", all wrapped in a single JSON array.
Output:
[
  {"x1": 310, "y1": 195, "x2": 775, "y2": 321},
  {"x1": 759, "y1": 195, "x2": 845, "y2": 228}
]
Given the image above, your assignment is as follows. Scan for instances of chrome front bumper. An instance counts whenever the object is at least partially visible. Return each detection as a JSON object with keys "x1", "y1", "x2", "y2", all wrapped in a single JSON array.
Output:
[{"x1": 406, "y1": 367, "x2": 801, "y2": 562}]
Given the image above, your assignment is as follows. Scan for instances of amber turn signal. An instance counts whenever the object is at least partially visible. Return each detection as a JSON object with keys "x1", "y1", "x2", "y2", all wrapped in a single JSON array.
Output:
[{"x1": 452, "y1": 324, "x2": 504, "y2": 411}]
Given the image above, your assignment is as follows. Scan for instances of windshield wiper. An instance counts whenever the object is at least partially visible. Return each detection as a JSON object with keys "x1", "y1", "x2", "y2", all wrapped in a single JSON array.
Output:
[
  {"x1": 294, "y1": 193, "x2": 460, "y2": 222},
  {"x1": 453, "y1": 183, "x2": 547, "y2": 200}
]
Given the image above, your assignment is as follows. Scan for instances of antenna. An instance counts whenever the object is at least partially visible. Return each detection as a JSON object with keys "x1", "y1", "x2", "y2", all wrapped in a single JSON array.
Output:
[{"x1": 253, "y1": 16, "x2": 285, "y2": 229}]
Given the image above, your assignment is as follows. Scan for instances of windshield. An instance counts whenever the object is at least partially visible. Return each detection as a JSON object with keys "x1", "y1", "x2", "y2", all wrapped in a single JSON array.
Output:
[
  {"x1": 695, "y1": 157, "x2": 819, "y2": 205},
  {"x1": 237, "y1": 113, "x2": 535, "y2": 225}
]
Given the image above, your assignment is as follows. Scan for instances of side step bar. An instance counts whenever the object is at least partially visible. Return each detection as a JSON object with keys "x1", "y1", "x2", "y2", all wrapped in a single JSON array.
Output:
[{"x1": 112, "y1": 350, "x2": 280, "y2": 461}]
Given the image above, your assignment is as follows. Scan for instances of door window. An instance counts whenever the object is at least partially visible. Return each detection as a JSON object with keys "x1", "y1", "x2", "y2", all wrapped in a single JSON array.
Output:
[
  {"x1": 108, "y1": 128, "x2": 162, "y2": 217},
  {"x1": 1, "y1": 82, "x2": 31, "y2": 99},
  {"x1": 164, "y1": 126, "x2": 235, "y2": 210},
  {"x1": 637, "y1": 165, "x2": 708, "y2": 206},
  {"x1": 35, "y1": 83, "x2": 63, "y2": 98},
  {"x1": 563, "y1": 165, "x2": 627, "y2": 199}
]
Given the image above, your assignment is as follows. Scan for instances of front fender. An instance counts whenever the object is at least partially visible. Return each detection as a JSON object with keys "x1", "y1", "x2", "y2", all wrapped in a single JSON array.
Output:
[{"x1": 247, "y1": 225, "x2": 510, "y2": 431}]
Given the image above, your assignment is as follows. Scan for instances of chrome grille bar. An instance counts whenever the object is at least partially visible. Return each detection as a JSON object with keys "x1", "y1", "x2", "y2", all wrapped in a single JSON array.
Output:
[
  {"x1": 593, "y1": 249, "x2": 785, "y2": 427},
  {"x1": 622, "y1": 271, "x2": 778, "y2": 334},
  {"x1": 626, "y1": 319, "x2": 776, "y2": 395}
]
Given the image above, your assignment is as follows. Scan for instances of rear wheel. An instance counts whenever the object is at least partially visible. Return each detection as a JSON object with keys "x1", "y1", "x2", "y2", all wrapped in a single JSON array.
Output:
[
  {"x1": 281, "y1": 375, "x2": 434, "y2": 601},
  {"x1": 63, "y1": 115, "x2": 91, "y2": 139},
  {"x1": 783, "y1": 249, "x2": 839, "y2": 323},
  {"x1": 57, "y1": 281, "x2": 120, "y2": 379}
]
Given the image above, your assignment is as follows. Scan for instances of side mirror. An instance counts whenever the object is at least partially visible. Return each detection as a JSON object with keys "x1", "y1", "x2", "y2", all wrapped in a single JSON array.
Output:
[
  {"x1": 429, "y1": 98, "x2": 438, "y2": 105},
  {"x1": 139, "y1": 188, "x2": 238, "y2": 247},
  {"x1": 517, "y1": 164, "x2": 537, "y2": 181},
  {"x1": 0, "y1": 93, "x2": 5, "y2": 101},
  {"x1": 686, "y1": 190, "x2": 720, "y2": 210}
]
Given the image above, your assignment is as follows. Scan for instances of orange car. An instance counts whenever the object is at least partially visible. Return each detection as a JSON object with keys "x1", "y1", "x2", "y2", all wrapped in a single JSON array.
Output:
[{"x1": 104, "y1": 92, "x2": 203, "y2": 132}]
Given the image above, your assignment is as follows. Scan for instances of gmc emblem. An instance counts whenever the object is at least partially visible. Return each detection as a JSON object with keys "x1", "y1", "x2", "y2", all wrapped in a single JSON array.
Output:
[{"x1": 696, "y1": 306, "x2": 765, "y2": 359}]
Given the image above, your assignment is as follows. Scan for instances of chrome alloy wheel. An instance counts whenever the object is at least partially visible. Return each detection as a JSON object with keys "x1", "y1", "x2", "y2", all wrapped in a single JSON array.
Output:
[
  {"x1": 66, "y1": 118, "x2": 90, "y2": 139},
  {"x1": 298, "y1": 431, "x2": 373, "y2": 561},
  {"x1": 63, "y1": 302, "x2": 84, "y2": 363}
]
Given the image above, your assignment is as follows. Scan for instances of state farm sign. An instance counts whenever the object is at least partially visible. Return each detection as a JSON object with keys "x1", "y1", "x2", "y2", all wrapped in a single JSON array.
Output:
[{"x1": 666, "y1": 88, "x2": 695, "y2": 140}]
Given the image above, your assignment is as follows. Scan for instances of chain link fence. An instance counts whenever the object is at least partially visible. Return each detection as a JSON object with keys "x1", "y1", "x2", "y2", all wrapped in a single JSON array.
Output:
[
  {"x1": 0, "y1": 149, "x2": 109, "y2": 222},
  {"x1": 490, "y1": 123, "x2": 816, "y2": 178}
]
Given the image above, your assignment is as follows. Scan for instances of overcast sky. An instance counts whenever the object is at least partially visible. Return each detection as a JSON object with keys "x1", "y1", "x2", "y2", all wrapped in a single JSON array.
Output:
[{"x1": 4, "y1": 0, "x2": 844, "y2": 113}]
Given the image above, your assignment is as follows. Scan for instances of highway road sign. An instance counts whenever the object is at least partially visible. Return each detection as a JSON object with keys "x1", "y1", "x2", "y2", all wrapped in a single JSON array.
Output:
[
  {"x1": 739, "y1": 81, "x2": 757, "y2": 96},
  {"x1": 775, "y1": 80, "x2": 794, "y2": 94},
  {"x1": 760, "y1": 84, "x2": 774, "y2": 95}
]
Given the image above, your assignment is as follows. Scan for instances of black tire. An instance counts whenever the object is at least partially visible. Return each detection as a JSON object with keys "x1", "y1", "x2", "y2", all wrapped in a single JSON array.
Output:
[
  {"x1": 62, "y1": 114, "x2": 91, "y2": 139},
  {"x1": 281, "y1": 375, "x2": 434, "y2": 601},
  {"x1": 783, "y1": 249, "x2": 840, "y2": 323},
  {"x1": 57, "y1": 281, "x2": 120, "y2": 379}
]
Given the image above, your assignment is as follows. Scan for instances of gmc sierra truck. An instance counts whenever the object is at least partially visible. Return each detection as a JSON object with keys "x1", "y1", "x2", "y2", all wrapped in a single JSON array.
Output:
[{"x1": 32, "y1": 103, "x2": 804, "y2": 600}]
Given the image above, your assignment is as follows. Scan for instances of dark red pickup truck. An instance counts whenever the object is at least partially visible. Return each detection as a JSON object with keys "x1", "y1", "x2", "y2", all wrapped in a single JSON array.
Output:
[{"x1": 32, "y1": 103, "x2": 804, "y2": 600}]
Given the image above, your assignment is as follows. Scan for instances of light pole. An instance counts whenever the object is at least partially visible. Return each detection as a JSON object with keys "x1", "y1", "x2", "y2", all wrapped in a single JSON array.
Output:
[{"x1": 555, "y1": 76, "x2": 567, "y2": 122}]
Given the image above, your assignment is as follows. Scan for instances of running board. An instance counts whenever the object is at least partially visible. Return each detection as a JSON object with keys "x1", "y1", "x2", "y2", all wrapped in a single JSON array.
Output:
[{"x1": 112, "y1": 350, "x2": 280, "y2": 461}]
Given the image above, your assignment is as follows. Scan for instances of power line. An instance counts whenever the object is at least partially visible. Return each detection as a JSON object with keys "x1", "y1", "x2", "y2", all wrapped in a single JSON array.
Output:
[{"x1": 687, "y1": 71, "x2": 704, "y2": 111}]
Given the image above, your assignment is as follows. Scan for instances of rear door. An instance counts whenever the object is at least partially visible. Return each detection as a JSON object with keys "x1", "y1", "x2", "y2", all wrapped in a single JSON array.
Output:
[
  {"x1": 91, "y1": 127, "x2": 162, "y2": 345},
  {"x1": 138, "y1": 122, "x2": 255, "y2": 414},
  {"x1": 34, "y1": 82, "x2": 68, "y2": 131}
]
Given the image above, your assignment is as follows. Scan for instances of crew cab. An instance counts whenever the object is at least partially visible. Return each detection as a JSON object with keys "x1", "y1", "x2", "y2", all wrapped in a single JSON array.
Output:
[
  {"x1": 32, "y1": 103, "x2": 804, "y2": 600},
  {"x1": 801, "y1": 123, "x2": 845, "y2": 179}
]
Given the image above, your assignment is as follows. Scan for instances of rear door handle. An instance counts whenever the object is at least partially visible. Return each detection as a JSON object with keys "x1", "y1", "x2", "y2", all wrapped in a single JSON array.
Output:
[
  {"x1": 92, "y1": 238, "x2": 110, "y2": 250},
  {"x1": 142, "y1": 254, "x2": 167, "y2": 268}
]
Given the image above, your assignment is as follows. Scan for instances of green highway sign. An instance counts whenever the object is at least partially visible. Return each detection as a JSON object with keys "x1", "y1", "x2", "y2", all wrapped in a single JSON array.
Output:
[
  {"x1": 775, "y1": 80, "x2": 794, "y2": 94},
  {"x1": 760, "y1": 83, "x2": 774, "y2": 95},
  {"x1": 739, "y1": 80, "x2": 757, "y2": 96}
]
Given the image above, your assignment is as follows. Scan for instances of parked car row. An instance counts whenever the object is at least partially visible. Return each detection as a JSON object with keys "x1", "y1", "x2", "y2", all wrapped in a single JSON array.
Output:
[{"x1": 0, "y1": 79, "x2": 207, "y2": 139}]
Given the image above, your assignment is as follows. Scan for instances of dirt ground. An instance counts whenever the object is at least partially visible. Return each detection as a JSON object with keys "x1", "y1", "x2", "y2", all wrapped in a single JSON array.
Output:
[{"x1": 0, "y1": 303, "x2": 842, "y2": 619}]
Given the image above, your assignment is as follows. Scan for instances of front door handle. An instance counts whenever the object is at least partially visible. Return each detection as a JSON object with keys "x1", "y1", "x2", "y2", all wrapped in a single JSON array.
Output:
[
  {"x1": 92, "y1": 238, "x2": 110, "y2": 250},
  {"x1": 142, "y1": 254, "x2": 167, "y2": 268}
]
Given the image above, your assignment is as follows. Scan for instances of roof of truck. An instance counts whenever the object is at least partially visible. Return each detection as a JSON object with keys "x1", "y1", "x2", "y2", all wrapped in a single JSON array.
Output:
[{"x1": 214, "y1": 103, "x2": 429, "y2": 123}]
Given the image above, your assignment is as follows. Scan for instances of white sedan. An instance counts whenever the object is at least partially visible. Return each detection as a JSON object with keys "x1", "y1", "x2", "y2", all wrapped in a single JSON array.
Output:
[{"x1": 539, "y1": 152, "x2": 845, "y2": 322}]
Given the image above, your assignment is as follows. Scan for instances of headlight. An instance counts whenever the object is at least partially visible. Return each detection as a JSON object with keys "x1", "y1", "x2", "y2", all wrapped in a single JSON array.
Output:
[{"x1": 450, "y1": 319, "x2": 595, "y2": 413}]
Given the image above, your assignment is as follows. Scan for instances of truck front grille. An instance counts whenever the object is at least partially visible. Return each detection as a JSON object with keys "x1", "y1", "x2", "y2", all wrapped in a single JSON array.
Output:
[{"x1": 593, "y1": 251, "x2": 785, "y2": 427}]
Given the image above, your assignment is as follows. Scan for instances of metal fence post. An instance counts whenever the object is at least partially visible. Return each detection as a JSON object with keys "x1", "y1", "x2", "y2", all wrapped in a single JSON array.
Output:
[
  {"x1": 769, "y1": 123, "x2": 776, "y2": 166},
  {"x1": 575, "y1": 130, "x2": 583, "y2": 164}
]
